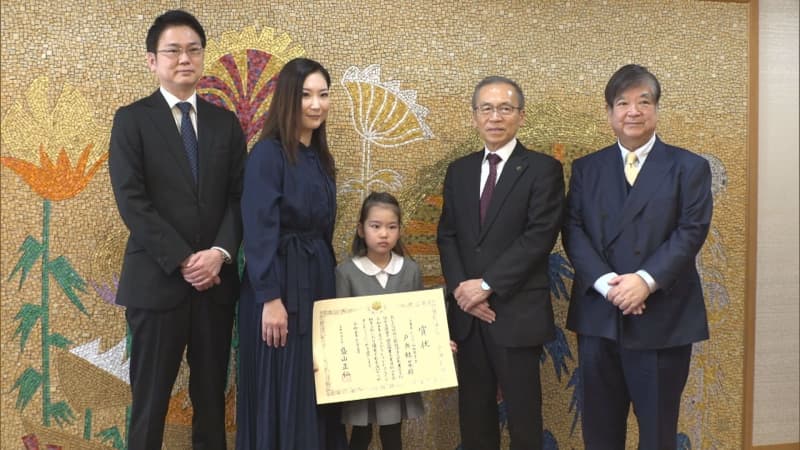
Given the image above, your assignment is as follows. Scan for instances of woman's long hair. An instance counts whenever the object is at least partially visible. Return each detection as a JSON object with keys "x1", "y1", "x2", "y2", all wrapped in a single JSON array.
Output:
[{"x1": 259, "y1": 57, "x2": 335, "y2": 180}]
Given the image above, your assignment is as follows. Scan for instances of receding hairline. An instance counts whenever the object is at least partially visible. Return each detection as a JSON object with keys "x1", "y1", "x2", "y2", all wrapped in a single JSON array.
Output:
[{"x1": 471, "y1": 76, "x2": 525, "y2": 109}]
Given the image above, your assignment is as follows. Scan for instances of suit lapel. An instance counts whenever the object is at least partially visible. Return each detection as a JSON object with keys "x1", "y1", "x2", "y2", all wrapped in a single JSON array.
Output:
[
  {"x1": 144, "y1": 91, "x2": 198, "y2": 195},
  {"x1": 597, "y1": 146, "x2": 627, "y2": 247},
  {"x1": 606, "y1": 138, "x2": 674, "y2": 245},
  {"x1": 196, "y1": 98, "x2": 216, "y2": 200},
  {"x1": 461, "y1": 151, "x2": 484, "y2": 241},
  {"x1": 477, "y1": 143, "x2": 528, "y2": 243}
]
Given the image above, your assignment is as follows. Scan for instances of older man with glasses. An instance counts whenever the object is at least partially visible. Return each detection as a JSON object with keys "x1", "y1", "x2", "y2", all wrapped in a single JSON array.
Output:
[{"x1": 437, "y1": 76, "x2": 565, "y2": 450}]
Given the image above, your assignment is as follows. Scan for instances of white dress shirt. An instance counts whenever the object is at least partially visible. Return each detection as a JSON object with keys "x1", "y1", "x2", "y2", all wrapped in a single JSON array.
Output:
[
  {"x1": 617, "y1": 132, "x2": 656, "y2": 171},
  {"x1": 160, "y1": 87, "x2": 198, "y2": 138},
  {"x1": 479, "y1": 138, "x2": 517, "y2": 195}
]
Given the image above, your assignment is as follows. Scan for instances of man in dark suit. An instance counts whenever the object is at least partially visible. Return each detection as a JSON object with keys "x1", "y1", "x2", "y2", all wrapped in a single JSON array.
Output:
[
  {"x1": 437, "y1": 76, "x2": 565, "y2": 450},
  {"x1": 563, "y1": 64, "x2": 713, "y2": 449},
  {"x1": 108, "y1": 10, "x2": 246, "y2": 450}
]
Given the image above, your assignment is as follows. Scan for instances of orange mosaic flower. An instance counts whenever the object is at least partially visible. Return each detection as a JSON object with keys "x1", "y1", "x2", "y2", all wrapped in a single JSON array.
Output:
[{"x1": 1, "y1": 143, "x2": 107, "y2": 201}]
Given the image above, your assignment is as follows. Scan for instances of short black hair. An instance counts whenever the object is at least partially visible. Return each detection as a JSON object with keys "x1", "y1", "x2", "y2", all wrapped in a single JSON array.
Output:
[
  {"x1": 146, "y1": 10, "x2": 206, "y2": 53},
  {"x1": 604, "y1": 64, "x2": 661, "y2": 108},
  {"x1": 471, "y1": 76, "x2": 525, "y2": 110}
]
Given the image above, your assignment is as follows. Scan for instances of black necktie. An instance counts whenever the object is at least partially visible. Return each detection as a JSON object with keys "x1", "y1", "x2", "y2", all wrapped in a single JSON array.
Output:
[
  {"x1": 480, "y1": 153, "x2": 502, "y2": 224},
  {"x1": 177, "y1": 102, "x2": 198, "y2": 183}
]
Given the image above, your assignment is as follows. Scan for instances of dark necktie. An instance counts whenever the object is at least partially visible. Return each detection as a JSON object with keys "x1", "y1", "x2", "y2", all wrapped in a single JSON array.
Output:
[
  {"x1": 480, "y1": 153, "x2": 502, "y2": 224},
  {"x1": 177, "y1": 102, "x2": 199, "y2": 183}
]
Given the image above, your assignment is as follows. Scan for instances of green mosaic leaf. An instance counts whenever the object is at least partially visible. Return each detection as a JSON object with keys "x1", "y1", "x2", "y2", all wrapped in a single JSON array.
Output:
[
  {"x1": 49, "y1": 332, "x2": 72, "y2": 349},
  {"x1": 13, "y1": 303, "x2": 42, "y2": 352},
  {"x1": 11, "y1": 367, "x2": 42, "y2": 410},
  {"x1": 83, "y1": 407, "x2": 93, "y2": 440},
  {"x1": 49, "y1": 256, "x2": 89, "y2": 315},
  {"x1": 96, "y1": 426, "x2": 125, "y2": 450},
  {"x1": 47, "y1": 400, "x2": 76, "y2": 427},
  {"x1": 8, "y1": 235, "x2": 43, "y2": 289}
]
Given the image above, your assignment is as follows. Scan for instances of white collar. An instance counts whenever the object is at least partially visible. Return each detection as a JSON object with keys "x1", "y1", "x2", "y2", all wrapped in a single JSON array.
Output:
[
  {"x1": 484, "y1": 138, "x2": 517, "y2": 162},
  {"x1": 352, "y1": 252, "x2": 404, "y2": 276},
  {"x1": 617, "y1": 133, "x2": 656, "y2": 163},
  {"x1": 160, "y1": 86, "x2": 197, "y2": 111}
]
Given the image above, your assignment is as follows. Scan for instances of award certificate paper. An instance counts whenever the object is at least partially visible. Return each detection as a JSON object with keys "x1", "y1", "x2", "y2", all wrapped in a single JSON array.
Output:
[{"x1": 313, "y1": 288, "x2": 457, "y2": 404}]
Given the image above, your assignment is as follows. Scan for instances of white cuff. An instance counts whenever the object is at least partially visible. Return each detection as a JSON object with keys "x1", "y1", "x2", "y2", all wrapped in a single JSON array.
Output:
[
  {"x1": 635, "y1": 270, "x2": 658, "y2": 293},
  {"x1": 212, "y1": 246, "x2": 232, "y2": 264},
  {"x1": 593, "y1": 272, "x2": 618, "y2": 299}
]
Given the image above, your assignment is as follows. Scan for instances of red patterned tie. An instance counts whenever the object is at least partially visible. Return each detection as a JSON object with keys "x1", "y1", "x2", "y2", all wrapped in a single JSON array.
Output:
[{"x1": 480, "y1": 153, "x2": 502, "y2": 224}]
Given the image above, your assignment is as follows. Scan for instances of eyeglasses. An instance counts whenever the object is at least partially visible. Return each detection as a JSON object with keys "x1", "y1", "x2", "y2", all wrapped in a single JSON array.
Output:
[
  {"x1": 156, "y1": 46, "x2": 204, "y2": 59},
  {"x1": 474, "y1": 104, "x2": 522, "y2": 117}
]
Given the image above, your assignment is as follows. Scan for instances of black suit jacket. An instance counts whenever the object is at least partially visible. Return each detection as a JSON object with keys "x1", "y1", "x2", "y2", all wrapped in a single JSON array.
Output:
[
  {"x1": 437, "y1": 142, "x2": 565, "y2": 347},
  {"x1": 109, "y1": 90, "x2": 247, "y2": 310},
  {"x1": 563, "y1": 138, "x2": 713, "y2": 349}
]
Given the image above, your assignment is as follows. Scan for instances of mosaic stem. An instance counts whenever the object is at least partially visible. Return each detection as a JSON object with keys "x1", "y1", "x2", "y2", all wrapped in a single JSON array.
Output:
[
  {"x1": 360, "y1": 138, "x2": 369, "y2": 200},
  {"x1": 40, "y1": 199, "x2": 52, "y2": 426},
  {"x1": 83, "y1": 408, "x2": 92, "y2": 439},
  {"x1": 125, "y1": 404, "x2": 131, "y2": 449}
]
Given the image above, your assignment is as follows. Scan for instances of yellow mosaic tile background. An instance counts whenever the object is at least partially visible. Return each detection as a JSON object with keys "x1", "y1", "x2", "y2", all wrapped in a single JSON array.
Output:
[{"x1": 1, "y1": 1, "x2": 750, "y2": 448}]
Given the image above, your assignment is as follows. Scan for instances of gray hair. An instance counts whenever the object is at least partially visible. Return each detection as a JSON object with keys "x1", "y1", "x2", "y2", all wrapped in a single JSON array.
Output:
[{"x1": 471, "y1": 76, "x2": 525, "y2": 110}]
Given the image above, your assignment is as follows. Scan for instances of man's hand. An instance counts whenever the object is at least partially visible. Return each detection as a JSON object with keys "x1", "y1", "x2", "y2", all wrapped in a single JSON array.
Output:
[
  {"x1": 607, "y1": 273, "x2": 649, "y2": 315},
  {"x1": 181, "y1": 249, "x2": 224, "y2": 291},
  {"x1": 454, "y1": 278, "x2": 491, "y2": 311},
  {"x1": 262, "y1": 298, "x2": 288, "y2": 347},
  {"x1": 454, "y1": 279, "x2": 495, "y2": 323},
  {"x1": 468, "y1": 301, "x2": 496, "y2": 323}
]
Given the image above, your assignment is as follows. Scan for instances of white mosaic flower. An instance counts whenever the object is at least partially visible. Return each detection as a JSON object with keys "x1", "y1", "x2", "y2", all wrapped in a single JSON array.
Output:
[
  {"x1": 341, "y1": 64, "x2": 434, "y2": 147},
  {"x1": 340, "y1": 64, "x2": 434, "y2": 197}
]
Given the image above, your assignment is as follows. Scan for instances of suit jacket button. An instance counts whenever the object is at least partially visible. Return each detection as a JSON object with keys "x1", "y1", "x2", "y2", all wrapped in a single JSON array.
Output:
[
  {"x1": 634, "y1": 250, "x2": 641, "y2": 256},
  {"x1": 475, "y1": 247, "x2": 481, "y2": 253}
]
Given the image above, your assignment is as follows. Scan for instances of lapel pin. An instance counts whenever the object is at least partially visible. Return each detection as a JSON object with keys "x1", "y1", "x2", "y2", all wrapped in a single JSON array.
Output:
[{"x1": 516, "y1": 165, "x2": 522, "y2": 171}]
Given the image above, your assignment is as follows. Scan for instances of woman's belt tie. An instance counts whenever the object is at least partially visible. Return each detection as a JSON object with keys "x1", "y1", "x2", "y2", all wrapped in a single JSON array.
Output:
[{"x1": 278, "y1": 230, "x2": 322, "y2": 336}]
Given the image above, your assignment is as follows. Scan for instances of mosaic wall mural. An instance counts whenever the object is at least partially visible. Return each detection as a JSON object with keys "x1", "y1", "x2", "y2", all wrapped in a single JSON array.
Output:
[{"x1": 1, "y1": 1, "x2": 750, "y2": 448}]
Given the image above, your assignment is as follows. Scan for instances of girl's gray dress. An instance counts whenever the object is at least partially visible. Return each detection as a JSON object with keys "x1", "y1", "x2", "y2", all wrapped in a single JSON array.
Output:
[{"x1": 334, "y1": 253, "x2": 426, "y2": 426}]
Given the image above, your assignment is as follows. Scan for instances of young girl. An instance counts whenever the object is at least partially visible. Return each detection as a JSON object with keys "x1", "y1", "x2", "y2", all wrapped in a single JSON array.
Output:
[{"x1": 335, "y1": 192, "x2": 424, "y2": 450}]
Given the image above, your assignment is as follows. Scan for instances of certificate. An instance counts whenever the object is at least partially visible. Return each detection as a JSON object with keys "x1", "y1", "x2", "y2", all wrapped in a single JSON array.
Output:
[{"x1": 313, "y1": 288, "x2": 457, "y2": 404}]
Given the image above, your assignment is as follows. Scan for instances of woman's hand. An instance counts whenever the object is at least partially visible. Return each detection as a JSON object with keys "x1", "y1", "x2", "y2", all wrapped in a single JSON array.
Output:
[{"x1": 262, "y1": 298, "x2": 288, "y2": 347}]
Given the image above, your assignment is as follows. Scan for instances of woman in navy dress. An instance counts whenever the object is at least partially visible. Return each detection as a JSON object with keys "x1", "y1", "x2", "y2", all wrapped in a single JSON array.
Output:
[{"x1": 237, "y1": 58, "x2": 346, "y2": 450}]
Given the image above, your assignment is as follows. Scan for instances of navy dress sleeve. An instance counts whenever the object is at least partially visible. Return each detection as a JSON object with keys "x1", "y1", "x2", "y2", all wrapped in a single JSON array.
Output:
[{"x1": 241, "y1": 139, "x2": 284, "y2": 304}]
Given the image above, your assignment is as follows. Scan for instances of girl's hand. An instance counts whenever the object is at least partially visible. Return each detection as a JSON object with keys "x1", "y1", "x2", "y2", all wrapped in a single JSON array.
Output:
[
  {"x1": 450, "y1": 340, "x2": 458, "y2": 354},
  {"x1": 262, "y1": 298, "x2": 288, "y2": 347}
]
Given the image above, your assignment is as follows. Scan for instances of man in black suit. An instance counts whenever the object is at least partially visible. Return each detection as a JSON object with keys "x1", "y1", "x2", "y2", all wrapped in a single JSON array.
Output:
[
  {"x1": 437, "y1": 76, "x2": 565, "y2": 450},
  {"x1": 108, "y1": 10, "x2": 246, "y2": 450},
  {"x1": 563, "y1": 64, "x2": 713, "y2": 449}
]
